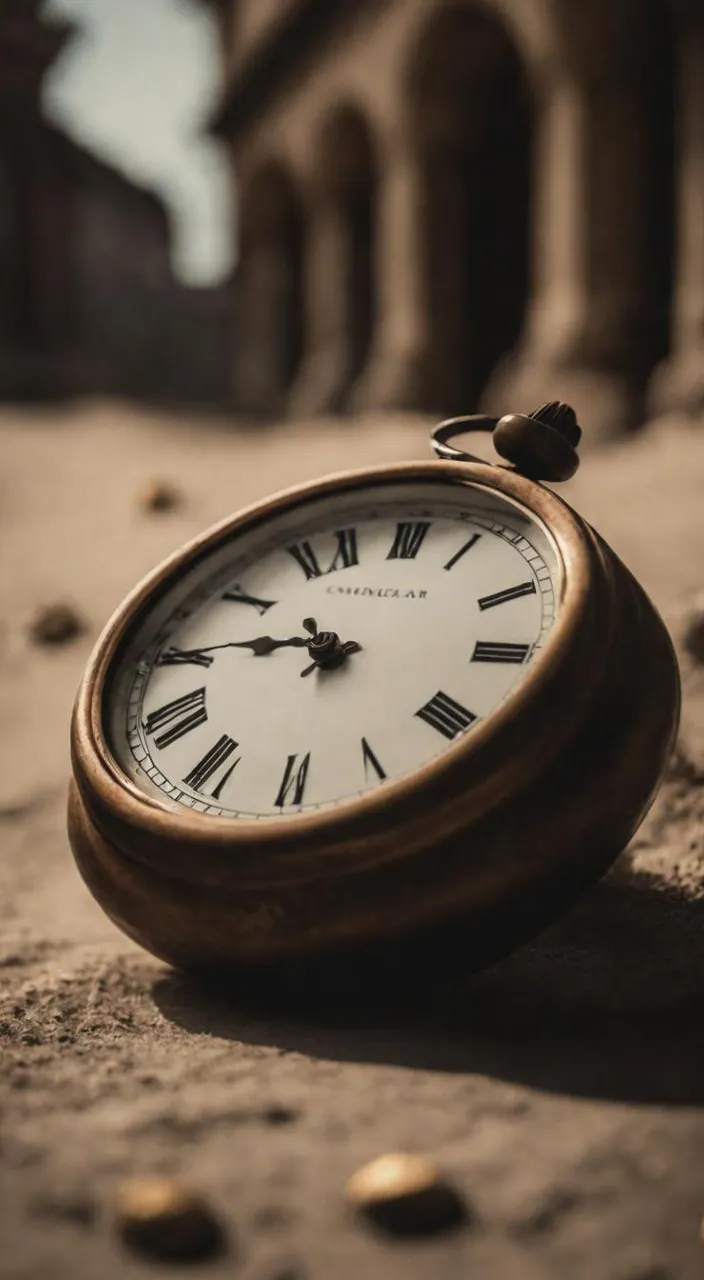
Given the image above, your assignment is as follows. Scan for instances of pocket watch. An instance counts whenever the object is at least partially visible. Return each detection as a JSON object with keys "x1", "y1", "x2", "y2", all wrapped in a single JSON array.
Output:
[{"x1": 68, "y1": 403, "x2": 680, "y2": 988}]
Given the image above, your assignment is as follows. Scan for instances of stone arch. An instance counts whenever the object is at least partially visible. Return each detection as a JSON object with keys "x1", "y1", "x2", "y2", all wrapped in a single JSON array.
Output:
[
  {"x1": 650, "y1": 1, "x2": 704, "y2": 415},
  {"x1": 236, "y1": 161, "x2": 305, "y2": 413},
  {"x1": 407, "y1": 3, "x2": 533, "y2": 412},
  {"x1": 636, "y1": 0, "x2": 677, "y2": 385},
  {"x1": 315, "y1": 104, "x2": 378, "y2": 401},
  {"x1": 550, "y1": 0, "x2": 677, "y2": 386},
  {"x1": 487, "y1": 0, "x2": 680, "y2": 436},
  {"x1": 288, "y1": 102, "x2": 379, "y2": 414}
]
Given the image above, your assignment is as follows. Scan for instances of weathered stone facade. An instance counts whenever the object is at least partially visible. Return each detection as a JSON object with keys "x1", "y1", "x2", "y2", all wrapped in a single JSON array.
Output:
[
  {"x1": 211, "y1": 0, "x2": 704, "y2": 436},
  {"x1": 0, "y1": 0, "x2": 76, "y2": 398},
  {"x1": 0, "y1": 2, "x2": 235, "y2": 408}
]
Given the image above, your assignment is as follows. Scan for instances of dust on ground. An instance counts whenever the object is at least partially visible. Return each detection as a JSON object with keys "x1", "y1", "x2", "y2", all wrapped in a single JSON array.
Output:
[{"x1": 1, "y1": 400, "x2": 704, "y2": 1280}]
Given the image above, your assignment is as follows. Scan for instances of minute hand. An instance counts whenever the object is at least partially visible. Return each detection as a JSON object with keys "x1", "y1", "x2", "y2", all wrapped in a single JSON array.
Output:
[{"x1": 161, "y1": 636, "x2": 308, "y2": 663}]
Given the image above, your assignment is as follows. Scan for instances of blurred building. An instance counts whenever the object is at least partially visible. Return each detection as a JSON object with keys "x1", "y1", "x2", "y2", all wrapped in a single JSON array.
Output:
[
  {"x1": 210, "y1": 0, "x2": 703, "y2": 436},
  {"x1": 0, "y1": 1, "x2": 234, "y2": 408}
]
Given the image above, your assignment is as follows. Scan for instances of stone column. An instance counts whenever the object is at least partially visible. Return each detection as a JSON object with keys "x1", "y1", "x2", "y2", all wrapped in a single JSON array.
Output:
[
  {"x1": 490, "y1": 68, "x2": 650, "y2": 440},
  {"x1": 650, "y1": 19, "x2": 704, "y2": 417},
  {"x1": 287, "y1": 194, "x2": 351, "y2": 415},
  {"x1": 234, "y1": 240, "x2": 292, "y2": 415},
  {"x1": 350, "y1": 131, "x2": 436, "y2": 412}
]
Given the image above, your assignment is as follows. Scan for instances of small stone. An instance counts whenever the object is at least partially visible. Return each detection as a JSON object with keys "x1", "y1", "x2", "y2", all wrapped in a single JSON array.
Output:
[
  {"x1": 115, "y1": 1176, "x2": 225, "y2": 1263},
  {"x1": 138, "y1": 479, "x2": 182, "y2": 513},
  {"x1": 346, "y1": 1152, "x2": 467, "y2": 1236},
  {"x1": 31, "y1": 1189, "x2": 96, "y2": 1226},
  {"x1": 684, "y1": 599, "x2": 704, "y2": 664},
  {"x1": 29, "y1": 603, "x2": 85, "y2": 647},
  {"x1": 263, "y1": 1105, "x2": 299, "y2": 1126},
  {"x1": 253, "y1": 1204, "x2": 293, "y2": 1231}
]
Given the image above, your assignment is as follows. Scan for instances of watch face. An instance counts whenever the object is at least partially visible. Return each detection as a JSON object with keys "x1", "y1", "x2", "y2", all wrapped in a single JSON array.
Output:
[{"x1": 106, "y1": 479, "x2": 562, "y2": 819}]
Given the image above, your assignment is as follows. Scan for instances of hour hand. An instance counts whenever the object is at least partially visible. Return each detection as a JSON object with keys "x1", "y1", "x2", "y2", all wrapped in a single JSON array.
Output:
[{"x1": 232, "y1": 635, "x2": 308, "y2": 656}]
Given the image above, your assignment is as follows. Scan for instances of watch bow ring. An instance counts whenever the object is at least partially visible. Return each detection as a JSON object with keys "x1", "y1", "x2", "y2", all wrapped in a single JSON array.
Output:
[{"x1": 431, "y1": 401, "x2": 582, "y2": 481}]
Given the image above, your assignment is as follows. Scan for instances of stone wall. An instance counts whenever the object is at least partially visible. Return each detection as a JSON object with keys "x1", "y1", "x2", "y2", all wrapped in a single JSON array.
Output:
[
  {"x1": 0, "y1": 115, "x2": 174, "y2": 401},
  {"x1": 0, "y1": 3, "x2": 236, "y2": 409},
  {"x1": 214, "y1": 0, "x2": 704, "y2": 437}
]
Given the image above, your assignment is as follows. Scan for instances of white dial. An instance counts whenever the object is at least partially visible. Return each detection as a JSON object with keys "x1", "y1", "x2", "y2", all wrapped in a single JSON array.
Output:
[{"x1": 108, "y1": 480, "x2": 561, "y2": 818}]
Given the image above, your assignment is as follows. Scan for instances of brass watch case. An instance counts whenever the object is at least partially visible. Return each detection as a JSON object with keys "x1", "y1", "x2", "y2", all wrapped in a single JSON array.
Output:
[{"x1": 68, "y1": 460, "x2": 680, "y2": 986}]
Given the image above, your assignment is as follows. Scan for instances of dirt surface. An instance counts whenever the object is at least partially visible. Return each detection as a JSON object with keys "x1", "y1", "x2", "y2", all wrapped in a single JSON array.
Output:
[{"x1": 1, "y1": 400, "x2": 704, "y2": 1280}]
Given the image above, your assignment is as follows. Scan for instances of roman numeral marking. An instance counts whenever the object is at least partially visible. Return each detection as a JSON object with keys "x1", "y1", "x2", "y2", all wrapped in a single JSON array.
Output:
[
  {"x1": 183, "y1": 734, "x2": 240, "y2": 797},
  {"x1": 472, "y1": 641, "x2": 531, "y2": 664},
  {"x1": 415, "y1": 691, "x2": 477, "y2": 740},
  {"x1": 275, "y1": 752, "x2": 311, "y2": 807},
  {"x1": 158, "y1": 647, "x2": 214, "y2": 669},
  {"x1": 287, "y1": 540, "x2": 321, "y2": 580},
  {"x1": 286, "y1": 528, "x2": 359, "y2": 580},
  {"x1": 361, "y1": 737, "x2": 387, "y2": 782},
  {"x1": 328, "y1": 527, "x2": 359, "y2": 571},
  {"x1": 387, "y1": 521, "x2": 432, "y2": 560},
  {"x1": 144, "y1": 687, "x2": 207, "y2": 750},
  {"x1": 478, "y1": 580, "x2": 537, "y2": 611},
  {"x1": 444, "y1": 532, "x2": 481, "y2": 571},
  {"x1": 222, "y1": 585, "x2": 276, "y2": 614}
]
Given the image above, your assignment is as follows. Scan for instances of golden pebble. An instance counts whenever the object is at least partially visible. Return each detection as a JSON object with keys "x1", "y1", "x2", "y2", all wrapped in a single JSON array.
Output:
[
  {"x1": 346, "y1": 1152, "x2": 467, "y2": 1236},
  {"x1": 115, "y1": 1175, "x2": 225, "y2": 1261}
]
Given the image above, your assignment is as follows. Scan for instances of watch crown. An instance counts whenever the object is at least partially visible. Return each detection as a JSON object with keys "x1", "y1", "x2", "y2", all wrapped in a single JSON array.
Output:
[
  {"x1": 529, "y1": 401, "x2": 582, "y2": 448},
  {"x1": 493, "y1": 401, "x2": 582, "y2": 482}
]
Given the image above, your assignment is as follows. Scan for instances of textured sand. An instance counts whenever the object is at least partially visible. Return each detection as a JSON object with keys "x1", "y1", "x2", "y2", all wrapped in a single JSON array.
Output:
[{"x1": 1, "y1": 401, "x2": 704, "y2": 1279}]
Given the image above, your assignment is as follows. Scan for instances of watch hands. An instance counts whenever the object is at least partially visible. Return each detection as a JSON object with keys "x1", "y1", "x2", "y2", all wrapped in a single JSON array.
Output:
[
  {"x1": 160, "y1": 636, "x2": 308, "y2": 662},
  {"x1": 299, "y1": 617, "x2": 362, "y2": 677},
  {"x1": 159, "y1": 618, "x2": 362, "y2": 674}
]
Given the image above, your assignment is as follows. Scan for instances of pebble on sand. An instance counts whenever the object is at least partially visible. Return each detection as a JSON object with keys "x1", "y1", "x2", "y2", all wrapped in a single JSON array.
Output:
[
  {"x1": 684, "y1": 599, "x2": 704, "y2": 664},
  {"x1": 138, "y1": 478, "x2": 182, "y2": 513},
  {"x1": 346, "y1": 1152, "x2": 468, "y2": 1236},
  {"x1": 28, "y1": 603, "x2": 85, "y2": 647},
  {"x1": 115, "y1": 1175, "x2": 226, "y2": 1263}
]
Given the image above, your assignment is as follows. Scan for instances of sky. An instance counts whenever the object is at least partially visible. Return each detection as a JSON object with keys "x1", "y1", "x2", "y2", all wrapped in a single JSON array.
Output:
[{"x1": 43, "y1": 0, "x2": 233, "y2": 285}]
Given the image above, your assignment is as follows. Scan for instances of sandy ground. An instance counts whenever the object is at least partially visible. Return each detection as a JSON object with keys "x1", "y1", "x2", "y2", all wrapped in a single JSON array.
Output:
[{"x1": 1, "y1": 399, "x2": 704, "y2": 1280}]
